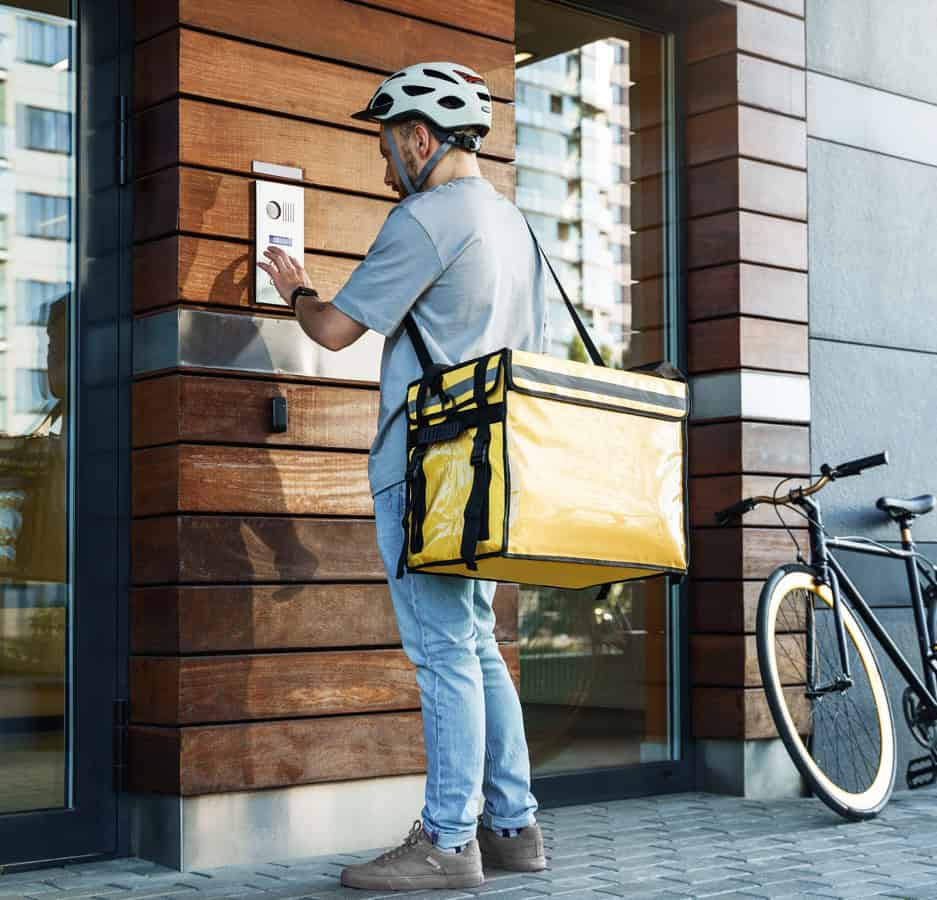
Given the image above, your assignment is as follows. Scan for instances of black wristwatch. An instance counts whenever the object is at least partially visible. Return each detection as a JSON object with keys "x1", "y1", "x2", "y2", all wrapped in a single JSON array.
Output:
[{"x1": 290, "y1": 285, "x2": 319, "y2": 312}]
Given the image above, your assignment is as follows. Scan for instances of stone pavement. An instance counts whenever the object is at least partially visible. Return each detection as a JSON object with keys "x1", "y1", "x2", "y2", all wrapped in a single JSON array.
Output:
[{"x1": 2, "y1": 790, "x2": 937, "y2": 899}]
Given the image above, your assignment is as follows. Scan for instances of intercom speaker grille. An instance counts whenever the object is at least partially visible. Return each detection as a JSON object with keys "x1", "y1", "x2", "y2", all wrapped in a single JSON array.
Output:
[{"x1": 283, "y1": 202, "x2": 296, "y2": 223}]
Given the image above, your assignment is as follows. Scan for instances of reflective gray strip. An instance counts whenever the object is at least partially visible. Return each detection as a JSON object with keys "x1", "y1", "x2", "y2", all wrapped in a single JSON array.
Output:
[
  {"x1": 133, "y1": 307, "x2": 383, "y2": 383},
  {"x1": 512, "y1": 364, "x2": 687, "y2": 412},
  {"x1": 407, "y1": 364, "x2": 499, "y2": 417}
]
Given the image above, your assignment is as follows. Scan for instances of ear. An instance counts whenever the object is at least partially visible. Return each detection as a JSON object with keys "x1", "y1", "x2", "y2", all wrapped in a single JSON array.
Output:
[{"x1": 413, "y1": 121, "x2": 436, "y2": 159}]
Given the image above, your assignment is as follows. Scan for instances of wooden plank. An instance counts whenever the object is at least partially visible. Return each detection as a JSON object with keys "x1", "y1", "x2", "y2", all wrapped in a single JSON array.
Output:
[
  {"x1": 691, "y1": 579, "x2": 807, "y2": 634},
  {"x1": 688, "y1": 158, "x2": 807, "y2": 221},
  {"x1": 135, "y1": 29, "x2": 516, "y2": 162},
  {"x1": 690, "y1": 526, "x2": 807, "y2": 581},
  {"x1": 130, "y1": 649, "x2": 421, "y2": 724},
  {"x1": 133, "y1": 236, "x2": 359, "y2": 314},
  {"x1": 136, "y1": 0, "x2": 515, "y2": 100},
  {"x1": 363, "y1": 0, "x2": 515, "y2": 42},
  {"x1": 690, "y1": 633, "x2": 806, "y2": 688},
  {"x1": 132, "y1": 374, "x2": 379, "y2": 450},
  {"x1": 134, "y1": 99, "x2": 516, "y2": 201},
  {"x1": 688, "y1": 263, "x2": 808, "y2": 323},
  {"x1": 133, "y1": 445, "x2": 372, "y2": 518},
  {"x1": 686, "y1": 3, "x2": 804, "y2": 68},
  {"x1": 135, "y1": 166, "x2": 393, "y2": 255},
  {"x1": 130, "y1": 644, "x2": 520, "y2": 725},
  {"x1": 688, "y1": 212, "x2": 807, "y2": 271},
  {"x1": 128, "y1": 712, "x2": 427, "y2": 795},
  {"x1": 689, "y1": 421, "x2": 811, "y2": 477},
  {"x1": 131, "y1": 584, "x2": 520, "y2": 653},
  {"x1": 131, "y1": 516, "x2": 385, "y2": 585},
  {"x1": 691, "y1": 685, "x2": 809, "y2": 739},
  {"x1": 688, "y1": 317, "x2": 808, "y2": 374},
  {"x1": 631, "y1": 175, "x2": 663, "y2": 231},
  {"x1": 686, "y1": 106, "x2": 806, "y2": 169},
  {"x1": 687, "y1": 53, "x2": 806, "y2": 119},
  {"x1": 690, "y1": 474, "x2": 808, "y2": 528}
]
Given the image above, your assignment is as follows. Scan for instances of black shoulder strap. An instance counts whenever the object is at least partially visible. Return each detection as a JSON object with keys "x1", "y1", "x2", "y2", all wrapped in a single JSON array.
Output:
[
  {"x1": 402, "y1": 215, "x2": 607, "y2": 375},
  {"x1": 523, "y1": 219, "x2": 605, "y2": 368},
  {"x1": 404, "y1": 312, "x2": 436, "y2": 375}
]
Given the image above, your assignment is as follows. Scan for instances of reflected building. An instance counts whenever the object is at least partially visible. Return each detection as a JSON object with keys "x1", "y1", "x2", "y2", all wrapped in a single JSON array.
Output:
[{"x1": 515, "y1": 39, "x2": 632, "y2": 368}]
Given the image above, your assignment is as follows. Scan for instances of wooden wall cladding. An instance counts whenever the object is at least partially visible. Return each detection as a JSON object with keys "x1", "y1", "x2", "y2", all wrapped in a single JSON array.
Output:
[
  {"x1": 134, "y1": 0, "x2": 515, "y2": 98},
  {"x1": 134, "y1": 100, "x2": 516, "y2": 201},
  {"x1": 131, "y1": 645, "x2": 520, "y2": 726},
  {"x1": 692, "y1": 686, "x2": 808, "y2": 740},
  {"x1": 128, "y1": 712, "x2": 428, "y2": 795},
  {"x1": 132, "y1": 516, "x2": 386, "y2": 585},
  {"x1": 132, "y1": 445, "x2": 373, "y2": 517},
  {"x1": 688, "y1": 421, "x2": 810, "y2": 477},
  {"x1": 688, "y1": 317, "x2": 808, "y2": 374},
  {"x1": 131, "y1": 584, "x2": 520, "y2": 654},
  {"x1": 132, "y1": 375, "x2": 379, "y2": 451},
  {"x1": 136, "y1": 29, "x2": 516, "y2": 162},
  {"x1": 683, "y1": 0, "x2": 808, "y2": 745}
]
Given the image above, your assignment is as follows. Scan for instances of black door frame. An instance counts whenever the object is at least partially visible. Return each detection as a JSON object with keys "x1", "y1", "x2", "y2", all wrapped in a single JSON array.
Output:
[
  {"x1": 0, "y1": 0, "x2": 132, "y2": 869},
  {"x1": 526, "y1": 0, "x2": 695, "y2": 807}
]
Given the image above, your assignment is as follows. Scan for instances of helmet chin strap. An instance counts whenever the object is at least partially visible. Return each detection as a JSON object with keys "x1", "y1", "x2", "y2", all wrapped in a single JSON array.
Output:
[{"x1": 385, "y1": 128, "x2": 454, "y2": 197}]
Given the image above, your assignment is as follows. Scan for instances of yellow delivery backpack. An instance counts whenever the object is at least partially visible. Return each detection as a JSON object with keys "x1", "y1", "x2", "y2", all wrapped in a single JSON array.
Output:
[{"x1": 395, "y1": 226, "x2": 689, "y2": 590}]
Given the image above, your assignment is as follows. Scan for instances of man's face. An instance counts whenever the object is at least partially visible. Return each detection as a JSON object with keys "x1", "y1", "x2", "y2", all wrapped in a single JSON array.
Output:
[{"x1": 379, "y1": 124, "x2": 421, "y2": 198}]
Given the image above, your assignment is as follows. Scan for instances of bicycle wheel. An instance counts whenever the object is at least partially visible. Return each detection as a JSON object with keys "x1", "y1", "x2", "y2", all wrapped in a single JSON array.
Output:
[{"x1": 757, "y1": 564, "x2": 896, "y2": 820}]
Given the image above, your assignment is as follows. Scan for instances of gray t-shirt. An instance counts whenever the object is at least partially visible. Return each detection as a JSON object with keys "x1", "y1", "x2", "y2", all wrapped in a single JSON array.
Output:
[{"x1": 331, "y1": 176, "x2": 548, "y2": 497}]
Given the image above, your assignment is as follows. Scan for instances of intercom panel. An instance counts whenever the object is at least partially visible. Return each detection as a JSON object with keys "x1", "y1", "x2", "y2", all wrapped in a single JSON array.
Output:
[{"x1": 254, "y1": 180, "x2": 305, "y2": 307}]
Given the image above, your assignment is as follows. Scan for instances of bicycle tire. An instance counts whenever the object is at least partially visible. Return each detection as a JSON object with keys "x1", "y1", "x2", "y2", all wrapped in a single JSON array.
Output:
[{"x1": 757, "y1": 563, "x2": 896, "y2": 820}]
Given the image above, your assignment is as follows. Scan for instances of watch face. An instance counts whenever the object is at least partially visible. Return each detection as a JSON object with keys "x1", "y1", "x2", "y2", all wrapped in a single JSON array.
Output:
[{"x1": 265, "y1": 200, "x2": 282, "y2": 220}]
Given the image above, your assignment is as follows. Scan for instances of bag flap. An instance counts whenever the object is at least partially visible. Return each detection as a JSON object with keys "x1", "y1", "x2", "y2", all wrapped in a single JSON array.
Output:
[{"x1": 508, "y1": 349, "x2": 688, "y2": 420}]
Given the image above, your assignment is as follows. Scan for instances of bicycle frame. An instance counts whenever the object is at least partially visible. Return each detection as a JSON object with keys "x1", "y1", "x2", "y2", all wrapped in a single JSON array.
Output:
[{"x1": 802, "y1": 494, "x2": 937, "y2": 716}]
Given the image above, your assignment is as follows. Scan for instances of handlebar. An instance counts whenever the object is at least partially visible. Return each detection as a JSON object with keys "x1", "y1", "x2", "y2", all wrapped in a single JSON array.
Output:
[{"x1": 713, "y1": 450, "x2": 889, "y2": 526}]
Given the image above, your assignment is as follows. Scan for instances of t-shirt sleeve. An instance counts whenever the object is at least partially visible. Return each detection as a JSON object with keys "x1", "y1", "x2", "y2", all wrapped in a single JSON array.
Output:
[{"x1": 330, "y1": 205, "x2": 444, "y2": 337}]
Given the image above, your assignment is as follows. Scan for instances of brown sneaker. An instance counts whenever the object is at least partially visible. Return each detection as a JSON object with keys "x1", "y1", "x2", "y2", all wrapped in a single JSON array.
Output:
[
  {"x1": 340, "y1": 819, "x2": 484, "y2": 891},
  {"x1": 476, "y1": 820, "x2": 547, "y2": 872}
]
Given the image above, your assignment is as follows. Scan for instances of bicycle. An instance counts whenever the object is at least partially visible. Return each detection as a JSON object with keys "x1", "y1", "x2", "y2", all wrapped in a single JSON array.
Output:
[{"x1": 714, "y1": 451, "x2": 937, "y2": 820}]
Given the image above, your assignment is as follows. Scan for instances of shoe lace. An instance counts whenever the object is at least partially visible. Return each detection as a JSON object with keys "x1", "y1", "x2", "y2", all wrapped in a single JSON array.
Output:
[{"x1": 375, "y1": 820, "x2": 425, "y2": 862}]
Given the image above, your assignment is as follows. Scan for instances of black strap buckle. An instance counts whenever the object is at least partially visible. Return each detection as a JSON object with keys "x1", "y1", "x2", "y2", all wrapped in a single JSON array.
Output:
[{"x1": 470, "y1": 433, "x2": 490, "y2": 466}]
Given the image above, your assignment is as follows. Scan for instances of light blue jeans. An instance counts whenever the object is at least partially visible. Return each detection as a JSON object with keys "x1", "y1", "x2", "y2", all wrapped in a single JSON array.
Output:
[{"x1": 374, "y1": 481, "x2": 539, "y2": 849}]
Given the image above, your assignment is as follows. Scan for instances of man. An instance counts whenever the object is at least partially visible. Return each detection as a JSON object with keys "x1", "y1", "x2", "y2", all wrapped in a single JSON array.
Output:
[{"x1": 257, "y1": 60, "x2": 546, "y2": 892}]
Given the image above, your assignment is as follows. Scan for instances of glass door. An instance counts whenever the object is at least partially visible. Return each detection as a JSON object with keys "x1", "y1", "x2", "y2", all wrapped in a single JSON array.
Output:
[
  {"x1": 514, "y1": 0, "x2": 690, "y2": 803},
  {"x1": 0, "y1": 0, "x2": 125, "y2": 866}
]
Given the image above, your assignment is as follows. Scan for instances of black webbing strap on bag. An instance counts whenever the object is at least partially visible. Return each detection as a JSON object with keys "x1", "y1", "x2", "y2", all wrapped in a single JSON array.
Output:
[{"x1": 460, "y1": 359, "x2": 493, "y2": 571}]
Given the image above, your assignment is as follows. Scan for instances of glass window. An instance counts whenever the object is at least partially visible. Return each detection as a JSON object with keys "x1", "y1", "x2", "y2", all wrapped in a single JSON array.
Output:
[
  {"x1": 2, "y1": 8, "x2": 75, "y2": 819},
  {"x1": 549, "y1": 94, "x2": 562, "y2": 114},
  {"x1": 17, "y1": 193, "x2": 71, "y2": 240},
  {"x1": 15, "y1": 367, "x2": 51, "y2": 414},
  {"x1": 515, "y1": 1, "x2": 676, "y2": 777},
  {"x1": 16, "y1": 280, "x2": 69, "y2": 325},
  {"x1": 23, "y1": 106, "x2": 72, "y2": 154},
  {"x1": 16, "y1": 16, "x2": 70, "y2": 67}
]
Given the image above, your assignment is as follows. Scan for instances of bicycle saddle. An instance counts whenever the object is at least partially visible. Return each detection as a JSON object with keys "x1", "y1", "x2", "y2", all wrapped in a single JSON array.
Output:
[{"x1": 876, "y1": 494, "x2": 935, "y2": 521}]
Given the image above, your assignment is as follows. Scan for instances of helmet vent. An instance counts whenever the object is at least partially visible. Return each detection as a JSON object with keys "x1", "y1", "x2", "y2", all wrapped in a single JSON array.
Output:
[
  {"x1": 438, "y1": 95, "x2": 466, "y2": 109},
  {"x1": 423, "y1": 67, "x2": 459, "y2": 84},
  {"x1": 477, "y1": 91, "x2": 491, "y2": 102},
  {"x1": 370, "y1": 92, "x2": 394, "y2": 113},
  {"x1": 386, "y1": 71, "x2": 407, "y2": 81},
  {"x1": 455, "y1": 69, "x2": 485, "y2": 84},
  {"x1": 402, "y1": 84, "x2": 435, "y2": 96}
]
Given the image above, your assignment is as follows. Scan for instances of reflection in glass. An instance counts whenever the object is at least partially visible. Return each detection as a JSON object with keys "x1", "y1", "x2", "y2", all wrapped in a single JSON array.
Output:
[
  {"x1": 514, "y1": 0, "x2": 673, "y2": 775},
  {"x1": 0, "y1": 3, "x2": 73, "y2": 815}
]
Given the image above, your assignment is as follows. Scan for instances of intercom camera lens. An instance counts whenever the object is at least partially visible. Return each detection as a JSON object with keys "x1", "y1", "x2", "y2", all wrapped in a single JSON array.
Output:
[{"x1": 265, "y1": 201, "x2": 282, "y2": 220}]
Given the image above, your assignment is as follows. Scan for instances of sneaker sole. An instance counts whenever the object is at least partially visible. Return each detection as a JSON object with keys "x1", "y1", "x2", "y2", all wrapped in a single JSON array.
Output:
[
  {"x1": 340, "y1": 870, "x2": 485, "y2": 890},
  {"x1": 481, "y1": 854, "x2": 548, "y2": 872}
]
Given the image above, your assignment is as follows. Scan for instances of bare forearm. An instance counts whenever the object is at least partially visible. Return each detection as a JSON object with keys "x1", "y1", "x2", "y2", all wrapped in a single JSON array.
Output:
[{"x1": 295, "y1": 295, "x2": 335, "y2": 349}]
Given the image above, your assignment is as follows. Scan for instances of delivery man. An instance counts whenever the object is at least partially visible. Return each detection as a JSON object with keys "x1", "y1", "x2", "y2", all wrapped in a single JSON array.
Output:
[{"x1": 257, "y1": 60, "x2": 547, "y2": 892}]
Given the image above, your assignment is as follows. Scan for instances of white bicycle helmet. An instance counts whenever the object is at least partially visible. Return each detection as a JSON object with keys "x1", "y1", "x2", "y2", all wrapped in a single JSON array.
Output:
[{"x1": 352, "y1": 61, "x2": 493, "y2": 195}]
